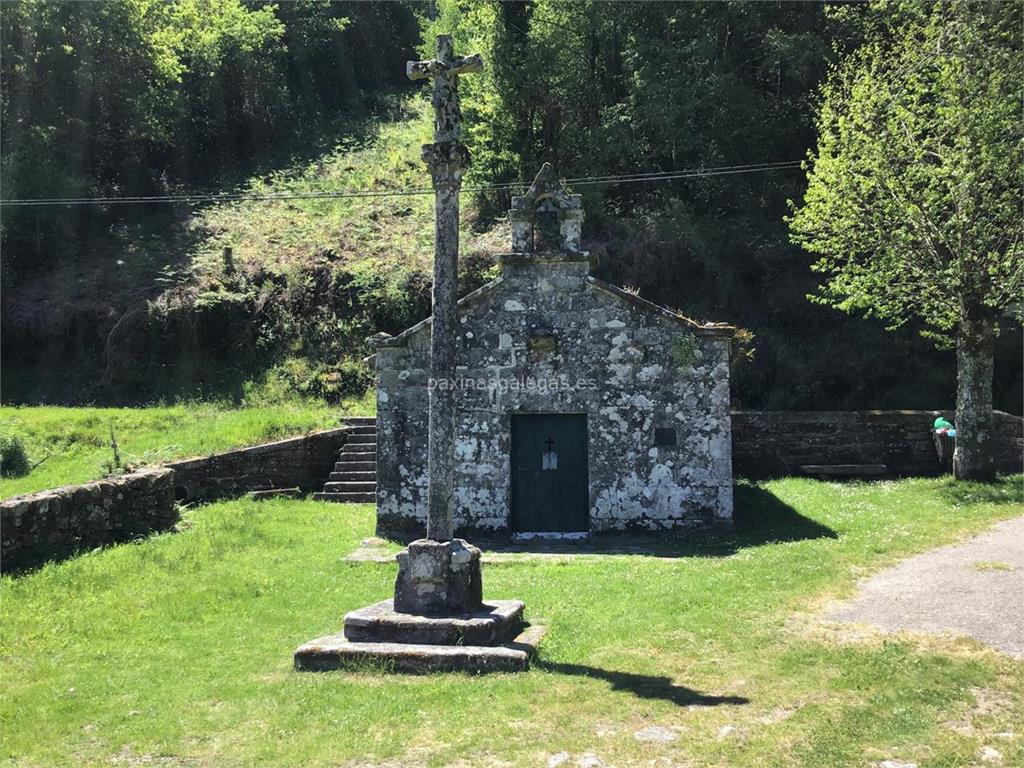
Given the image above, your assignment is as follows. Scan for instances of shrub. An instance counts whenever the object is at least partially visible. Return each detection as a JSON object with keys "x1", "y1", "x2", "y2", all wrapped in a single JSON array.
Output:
[
  {"x1": 305, "y1": 359, "x2": 373, "y2": 404},
  {"x1": 265, "y1": 356, "x2": 373, "y2": 404},
  {"x1": 0, "y1": 435, "x2": 31, "y2": 478}
]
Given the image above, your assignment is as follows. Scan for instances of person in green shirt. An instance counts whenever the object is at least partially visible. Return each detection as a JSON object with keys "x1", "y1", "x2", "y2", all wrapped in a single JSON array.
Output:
[{"x1": 933, "y1": 416, "x2": 955, "y2": 468}]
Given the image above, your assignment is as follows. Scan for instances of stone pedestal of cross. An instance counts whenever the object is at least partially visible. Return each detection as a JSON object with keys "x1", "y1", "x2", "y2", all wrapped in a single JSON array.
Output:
[{"x1": 393, "y1": 35, "x2": 484, "y2": 615}]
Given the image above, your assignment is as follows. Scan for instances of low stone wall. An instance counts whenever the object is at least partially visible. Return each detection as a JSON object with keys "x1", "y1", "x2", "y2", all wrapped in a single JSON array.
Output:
[
  {"x1": 166, "y1": 427, "x2": 349, "y2": 502},
  {"x1": 731, "y1": 410, "x2": 1024, "y2": 478},
  {"x1": 1, "y1": 468, "x2": 176, "y2": 573}
]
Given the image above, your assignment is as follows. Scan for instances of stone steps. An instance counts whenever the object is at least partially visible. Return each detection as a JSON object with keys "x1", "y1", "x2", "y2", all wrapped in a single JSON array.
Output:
[
  {"x1": 315, "y1": 418, "x2": 378, "y2": 504},
  {"x1": 313, "y1": 491, "x2": 377, "y2": 503},
  {"x1": 343, "y1": 417, "x2": 377, "y2": 426},
  {"x1": 323, "y1": 481, "x2": 376, "y2": 493},
  {"x1": 334, "y1": 460, "x2": 375, "y2": 472},
  {"x1": 340, "y1": 442, "x2": 376, "y2": 454},
  {"x1": 329, "y1": 470, "x2": 376, "y2": 482}
]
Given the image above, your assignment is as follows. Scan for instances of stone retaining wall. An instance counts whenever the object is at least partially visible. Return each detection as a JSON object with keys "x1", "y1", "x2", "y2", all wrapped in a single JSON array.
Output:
[
  {"x1": 1, "y1": 468, "x2": 176, "y2": 573},
  {"x1": 166, "y1": 427, "x2": 349, "y2": 502},
  {"x1": 731, "y1": 410, "x2": 1023, "y2": 478}
]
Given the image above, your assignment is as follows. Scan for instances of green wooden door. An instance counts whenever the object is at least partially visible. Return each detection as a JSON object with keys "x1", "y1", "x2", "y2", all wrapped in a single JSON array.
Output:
[{"x1": 511, "y1": 414, "x2": 589, "y2": 533}]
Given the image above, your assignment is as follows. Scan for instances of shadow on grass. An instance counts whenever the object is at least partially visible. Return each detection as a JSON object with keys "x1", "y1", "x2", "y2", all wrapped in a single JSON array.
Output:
[
  {"x1": 732, "y1": 482, "x2": 838, "y2": 547},
  {"x1": 536, "y1": 661, "x2": 749, "y2": 707},
  {"x1": 470, "y1": 483, "x2": 837, "y2": 559},
  {"x1": 937, "y1": 475, "x2": 1024, "y2": 507}
]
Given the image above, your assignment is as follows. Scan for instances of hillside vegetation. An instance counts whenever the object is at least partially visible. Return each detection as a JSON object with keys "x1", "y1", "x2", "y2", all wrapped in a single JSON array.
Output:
[
  {"x1": 2, "y1": 0, "x2": 1020, "y2": 411},
  {"x1": 190, "y1": 100, "x2": 505, "y2": 276}
]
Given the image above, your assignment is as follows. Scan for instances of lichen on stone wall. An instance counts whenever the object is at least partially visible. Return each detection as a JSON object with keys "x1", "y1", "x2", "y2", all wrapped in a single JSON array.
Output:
[{"x1": 373, "y1": 260, "x2": 734, "y2": 537}]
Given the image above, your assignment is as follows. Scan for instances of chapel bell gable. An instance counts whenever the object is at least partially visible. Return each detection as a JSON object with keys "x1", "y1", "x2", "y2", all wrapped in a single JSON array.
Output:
[{"x1": 509, "y1": 162, "x2": 585, "y2": 255}]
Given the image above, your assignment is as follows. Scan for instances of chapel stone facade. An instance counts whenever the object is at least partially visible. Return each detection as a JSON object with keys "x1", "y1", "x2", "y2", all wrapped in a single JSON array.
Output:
[{"x1": 370, "y1": 164, "x2": 734, "y2": 538}]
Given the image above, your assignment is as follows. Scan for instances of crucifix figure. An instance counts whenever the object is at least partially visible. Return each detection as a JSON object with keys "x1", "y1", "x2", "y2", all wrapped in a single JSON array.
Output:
[{"x1": 407, "y1": 34, "x2": 482, "y2": 543}]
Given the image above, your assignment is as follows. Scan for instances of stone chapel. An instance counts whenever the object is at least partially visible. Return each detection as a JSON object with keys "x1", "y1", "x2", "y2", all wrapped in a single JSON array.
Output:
[{"x1": 370, "y1": 164, "x2": 734, "y2": 538}]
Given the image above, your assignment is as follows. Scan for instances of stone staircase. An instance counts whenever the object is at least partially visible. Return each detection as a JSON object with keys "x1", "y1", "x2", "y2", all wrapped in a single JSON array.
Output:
[{"x1": 313, "y1": 417, "x2": 377, "y2": 503}]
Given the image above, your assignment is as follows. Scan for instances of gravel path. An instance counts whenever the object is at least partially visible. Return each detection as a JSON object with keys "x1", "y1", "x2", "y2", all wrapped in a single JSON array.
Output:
[{"x1": 829, "y1": 516, "x2": 1024, "y2": 657}]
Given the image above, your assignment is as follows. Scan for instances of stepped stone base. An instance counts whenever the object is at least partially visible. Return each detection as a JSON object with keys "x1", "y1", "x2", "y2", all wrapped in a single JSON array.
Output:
[
  {"x1": 294, "y1": 527, "x2": 541, "y2": 674},
  {"x1": 344, "y1": 599, "x2": 524, "y2": 645},
  {"x1": 294, "y1": 624, "x2": 545, "y2": 674}
]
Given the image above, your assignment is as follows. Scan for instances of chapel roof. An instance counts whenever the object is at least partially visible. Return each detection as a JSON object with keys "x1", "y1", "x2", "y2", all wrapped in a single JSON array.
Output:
[
  {"x1": 368, "y1": 274, "x2": 732, "y2": 352},
  {"x1": 368, "y1": 165, "x2": 733, "y2": 353}
]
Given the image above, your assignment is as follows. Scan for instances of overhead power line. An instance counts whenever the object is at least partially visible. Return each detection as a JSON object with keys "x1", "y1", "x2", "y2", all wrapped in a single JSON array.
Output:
[{"x1": 0, "y1": 160, "x2": 803, "y2": 208}]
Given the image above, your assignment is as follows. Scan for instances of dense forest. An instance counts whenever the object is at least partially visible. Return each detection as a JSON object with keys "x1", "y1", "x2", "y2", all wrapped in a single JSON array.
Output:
[{"x1": 1, "y1": 0, "x2": 1020, "y2": 411}]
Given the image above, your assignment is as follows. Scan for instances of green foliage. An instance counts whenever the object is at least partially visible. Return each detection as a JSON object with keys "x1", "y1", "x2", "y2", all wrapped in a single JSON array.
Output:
[
  {"x1": 1, "y1": 101, "x2": 508, "y2": 406},
  {"x1": 0, "y1": 434, "x2": 30, "y2": 478},
  {"x1": 788, "y1": 1, "x2": 1023, "y2": 344},
  {"x1": 268, "y1": 357, "x2": 373, "y2": 405},
  {"x1": 670, "y1": 333, "x2": 699, "y2": 371},
  {"x1": 2, "y1": 0, "x2": 1021, "y2": 413},
  {"x1": 3, "y1": 478, "x2": 1023, "y2": 764},
  {"x1": 0, "y1": 0, "x2": 420, "y2": 278},
  {"x1": 434, "y1": 2, "x2": 839, "y2": 206}
]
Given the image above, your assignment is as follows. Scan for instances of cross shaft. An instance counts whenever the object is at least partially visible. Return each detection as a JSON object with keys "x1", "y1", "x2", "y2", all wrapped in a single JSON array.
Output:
[{"x1": 407, "y1": 35, "x2": 483, "y2": 542}]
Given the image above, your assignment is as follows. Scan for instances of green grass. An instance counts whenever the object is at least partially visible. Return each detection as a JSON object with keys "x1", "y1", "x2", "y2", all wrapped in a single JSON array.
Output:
[
  {"x1": 0, "y1": 401, "x2": 369, "y2": 499},
  {"x1": 3, "y1": 476, "x2": 1023, "y2": 767}
]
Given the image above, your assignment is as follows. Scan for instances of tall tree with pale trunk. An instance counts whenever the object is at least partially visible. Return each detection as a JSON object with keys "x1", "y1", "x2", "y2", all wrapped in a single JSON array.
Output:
[{"x1": 789, "y1": 0, "x2": 1023, "y2": 480}]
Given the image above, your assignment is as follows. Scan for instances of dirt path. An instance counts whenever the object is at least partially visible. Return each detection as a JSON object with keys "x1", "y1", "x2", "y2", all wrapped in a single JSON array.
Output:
[{"x1": 829, "y1": 516, "x2": 1024, "y2": 657}]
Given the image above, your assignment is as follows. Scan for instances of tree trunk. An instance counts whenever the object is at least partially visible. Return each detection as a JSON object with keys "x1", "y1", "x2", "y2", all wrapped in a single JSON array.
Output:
[{"x1": 953, "y1": 305, "x2": 996, "y2": 481}]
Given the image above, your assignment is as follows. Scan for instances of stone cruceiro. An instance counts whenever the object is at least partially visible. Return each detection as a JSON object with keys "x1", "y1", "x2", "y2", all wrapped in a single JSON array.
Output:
[{"x1": 294, "y1": 36, "x2": 546, "y2": 673}]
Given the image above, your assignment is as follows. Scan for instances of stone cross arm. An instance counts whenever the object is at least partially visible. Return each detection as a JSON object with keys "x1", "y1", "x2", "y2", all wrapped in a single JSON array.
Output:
[{"x1": 406, "y1": 52, "x2": 483, "y2": 81}]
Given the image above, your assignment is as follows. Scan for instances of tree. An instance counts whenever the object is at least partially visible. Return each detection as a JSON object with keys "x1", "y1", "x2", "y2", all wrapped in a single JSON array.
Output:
[{"x1": 788, "y1": 0, "x2": 1023, "y2": 480}]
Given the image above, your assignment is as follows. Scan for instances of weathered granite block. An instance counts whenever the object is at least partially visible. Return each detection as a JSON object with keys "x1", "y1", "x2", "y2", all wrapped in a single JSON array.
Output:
[
  {"x1": 344, "y1": 599, "x2": 524, "y2": 645},
  {"x1": 294, "y1": 624, "x2": 546, "y2": 674},
  {"x1": 393, "y1": 538, "x2": 482, "y2": 614}
]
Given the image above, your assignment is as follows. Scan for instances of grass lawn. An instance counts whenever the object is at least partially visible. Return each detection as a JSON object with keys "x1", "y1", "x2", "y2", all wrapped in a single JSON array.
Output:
[
  {"x1": 2, "y1": 477, "x2": 1022, "y2": 767},
  {"x1": 0, "y1": 401, "x2": 369, "y2": 499}
]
